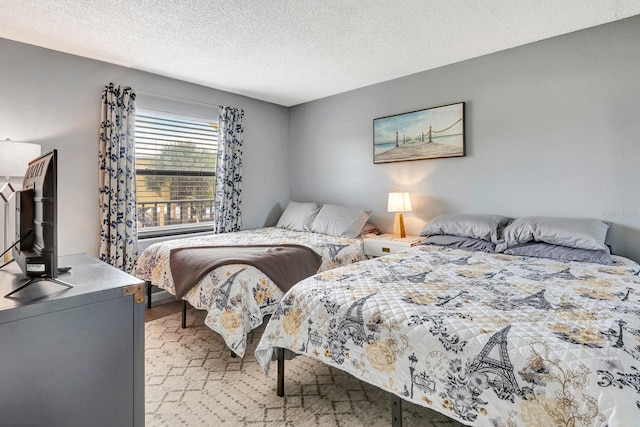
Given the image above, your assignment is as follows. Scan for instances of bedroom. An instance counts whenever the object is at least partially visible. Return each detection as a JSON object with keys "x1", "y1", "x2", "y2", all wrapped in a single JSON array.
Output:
[{"x1": 0, "y1": 2, "x2": 639, "y2": 426}]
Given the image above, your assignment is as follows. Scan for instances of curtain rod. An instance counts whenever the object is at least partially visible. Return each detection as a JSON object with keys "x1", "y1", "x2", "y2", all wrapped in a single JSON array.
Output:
[{"x1": 136, "y1": 89, "x2": 220, "y2": 108}]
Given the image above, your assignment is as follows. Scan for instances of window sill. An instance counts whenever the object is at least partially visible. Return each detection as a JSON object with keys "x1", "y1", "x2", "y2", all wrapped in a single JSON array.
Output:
[{"x1": 138, "y1": 224, "x2": 213, "y2": 240}]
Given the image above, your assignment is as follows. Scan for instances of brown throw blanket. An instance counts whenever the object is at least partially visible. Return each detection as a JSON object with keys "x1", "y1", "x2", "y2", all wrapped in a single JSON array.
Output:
[{"x1": 169, "y1": 244, "x2": 323, "y2": 299}]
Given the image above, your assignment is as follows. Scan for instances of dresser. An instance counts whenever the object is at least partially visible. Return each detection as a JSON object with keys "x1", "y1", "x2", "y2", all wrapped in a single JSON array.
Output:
[{"x1": 0, "y1": 253, "x2": 145, "y2": 427}]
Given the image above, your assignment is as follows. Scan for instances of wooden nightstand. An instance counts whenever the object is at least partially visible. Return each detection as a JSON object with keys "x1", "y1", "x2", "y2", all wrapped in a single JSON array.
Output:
[{"x1": 363, "y1": 234, "x2": 423, "y2": 258}]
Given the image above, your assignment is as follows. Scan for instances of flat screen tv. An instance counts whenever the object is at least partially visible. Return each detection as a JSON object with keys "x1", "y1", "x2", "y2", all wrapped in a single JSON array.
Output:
[{"x1": 5, "y1": 149, "x2": 72, "y2": 297}]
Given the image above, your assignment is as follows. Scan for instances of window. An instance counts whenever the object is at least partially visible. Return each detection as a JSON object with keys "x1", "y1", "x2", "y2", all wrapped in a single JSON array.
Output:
[{"x1": 135, "y1": 110, "x2": 218, "y2": 236}]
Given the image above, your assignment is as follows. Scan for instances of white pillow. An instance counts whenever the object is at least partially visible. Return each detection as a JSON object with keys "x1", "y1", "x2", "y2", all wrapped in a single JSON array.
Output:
[
  {"x1": 310, "y1": 204, "x2": 371, "y2": 238},
  {"x1": 276, "y1": 201, "x2": 320, "y2": 231}
]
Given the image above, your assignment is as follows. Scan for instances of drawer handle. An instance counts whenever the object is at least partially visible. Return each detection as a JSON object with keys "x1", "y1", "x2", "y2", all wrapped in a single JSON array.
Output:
[{"x1": 382, "y1": 247, "x2": 390, "y2": 253}]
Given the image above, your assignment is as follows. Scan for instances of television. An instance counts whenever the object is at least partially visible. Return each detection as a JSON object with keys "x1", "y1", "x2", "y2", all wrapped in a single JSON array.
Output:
[{"x1": 6, "y1": 149, "x2": 72, "y2": 297}]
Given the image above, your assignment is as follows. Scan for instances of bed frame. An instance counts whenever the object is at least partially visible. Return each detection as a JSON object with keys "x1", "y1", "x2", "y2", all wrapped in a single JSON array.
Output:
[
  {"x1": 146, "y1": 281, "x2": 190, "y2": 329},
  {"x1": 147, "y1": 281, "x2": 238, "y2": 358},
  {"x1": 276, "y1": 348, "x2": 404, "y2": 427}
]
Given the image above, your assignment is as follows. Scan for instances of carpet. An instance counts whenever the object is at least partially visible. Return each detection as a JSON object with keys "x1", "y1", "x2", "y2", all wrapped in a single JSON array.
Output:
[{"x1": 145, "y1": 309, "x2": 464, "y2": 426}]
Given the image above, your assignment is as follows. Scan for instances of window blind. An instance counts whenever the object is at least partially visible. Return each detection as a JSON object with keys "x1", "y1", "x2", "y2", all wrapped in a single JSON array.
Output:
[{"x1": 135, "y1": 110, "x2": 218, "y2": 232}]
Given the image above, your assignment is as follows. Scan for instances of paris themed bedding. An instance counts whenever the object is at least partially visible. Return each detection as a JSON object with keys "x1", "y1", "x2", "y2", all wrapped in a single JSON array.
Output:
[
  {"x1": 255, "y1": 244, "x2": 640, "y2": 426},
  {"x1": 133, "y1": 227, "x2": 365, "y2": 357}
]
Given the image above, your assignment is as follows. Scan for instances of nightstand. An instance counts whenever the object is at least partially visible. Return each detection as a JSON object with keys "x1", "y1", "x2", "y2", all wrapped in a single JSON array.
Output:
[{"x1": 363, "y1": 234, "x2": 423, "y2": 258}]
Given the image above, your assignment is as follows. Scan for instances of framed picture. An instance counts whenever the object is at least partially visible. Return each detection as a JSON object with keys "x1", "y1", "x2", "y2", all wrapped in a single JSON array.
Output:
[{"x1": 373, "y1": 102, "x2": 465, "y2": 163}]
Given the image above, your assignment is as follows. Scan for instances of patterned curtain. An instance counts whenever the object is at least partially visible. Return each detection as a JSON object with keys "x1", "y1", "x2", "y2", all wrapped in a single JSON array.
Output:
[
  {"x1": 98, "y1": 83, "x2": 138, "y2": 272},
  {"x1": 213, "y1": 106, "x2": 245, "y2": 233}
]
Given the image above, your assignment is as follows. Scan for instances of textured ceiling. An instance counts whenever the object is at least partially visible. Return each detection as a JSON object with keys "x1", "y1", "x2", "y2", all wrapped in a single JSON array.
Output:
[{"x1": 1, "y1": 1, "x2": 639, "y2": 106}]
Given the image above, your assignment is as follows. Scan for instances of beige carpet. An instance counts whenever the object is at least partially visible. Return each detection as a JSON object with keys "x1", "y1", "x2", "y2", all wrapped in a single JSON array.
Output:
[{"x1": 145, "y1": 309, "x2": 464, "y2": 427}]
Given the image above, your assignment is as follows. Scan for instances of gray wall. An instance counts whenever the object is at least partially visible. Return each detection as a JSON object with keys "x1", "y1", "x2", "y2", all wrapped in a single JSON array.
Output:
[
  {"x1": 2, "y1": 16, "x2": 639, "y2": 263},
  {"x1": 0, "y1": 38, "x2": 290, "y2": 258},
  {"x1": 289, "y1": 16, "x2": 640, "y2": 262}
]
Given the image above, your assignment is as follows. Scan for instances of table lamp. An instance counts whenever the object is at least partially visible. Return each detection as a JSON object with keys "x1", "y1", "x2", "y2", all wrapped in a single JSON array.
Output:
[
  {"x1": 0, "y1": 140, "x2": 42, "y2": 262},
  {"x1": 387, "y1": 191, "x2": 412, "y2": 238}
]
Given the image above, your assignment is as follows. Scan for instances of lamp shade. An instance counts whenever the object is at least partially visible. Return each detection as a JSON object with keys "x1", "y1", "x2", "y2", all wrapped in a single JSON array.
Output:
[
  {"x1": 0, "y1": 141, "x2": 41, "y2": 178},
  {"x1": 387, "y1": 191, "x2": 412, "y2": 213}
]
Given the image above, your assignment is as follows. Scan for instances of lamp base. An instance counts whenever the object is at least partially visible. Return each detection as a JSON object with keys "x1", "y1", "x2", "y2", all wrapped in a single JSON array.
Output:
[{"x1": 392, "y1": 212, "x2": 406, "y2": 238}]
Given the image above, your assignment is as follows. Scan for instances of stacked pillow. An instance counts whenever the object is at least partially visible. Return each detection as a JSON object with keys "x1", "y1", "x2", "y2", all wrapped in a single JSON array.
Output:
[
  {"x1": 276, "y1": 201, "x2": 372, "y2": 238},
  {"x1": 497, "y1": 216, "x2": 613, "y2": 264},
  {"x1": 418, "y1": 214, "x2": 511, "y2": 253},
  {"x1": 419, "y1": 213, "x2": 613, "y2": 264},
  {"x1": 277, "y1": 204, "x2": 614, "y2": 264}
]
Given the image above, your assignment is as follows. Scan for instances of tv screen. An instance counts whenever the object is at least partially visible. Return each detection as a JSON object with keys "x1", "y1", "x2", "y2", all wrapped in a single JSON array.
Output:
[{"x1": 12, "y1": 149, "x2": 58, "y2": 279}]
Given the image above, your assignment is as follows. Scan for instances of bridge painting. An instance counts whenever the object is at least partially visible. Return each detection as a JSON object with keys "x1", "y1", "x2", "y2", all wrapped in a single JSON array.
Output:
[{"x1": 373, "y1": 102, "x2": 465, "y2": 163}]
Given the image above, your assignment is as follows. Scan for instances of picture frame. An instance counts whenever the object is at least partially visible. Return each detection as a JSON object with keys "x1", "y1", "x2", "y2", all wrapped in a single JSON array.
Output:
[{"x1": 373, "y1": 102, "x2": 465, "y2": 163}]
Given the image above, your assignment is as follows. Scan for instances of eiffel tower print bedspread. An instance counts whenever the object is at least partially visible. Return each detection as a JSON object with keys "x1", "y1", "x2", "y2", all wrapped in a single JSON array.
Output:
[
  {"x1": 132, "y1": 227, "x2": 364, "y2": 357},
  {"x1": 255, "y1": 244, "x2": 640, "y2": 427}
]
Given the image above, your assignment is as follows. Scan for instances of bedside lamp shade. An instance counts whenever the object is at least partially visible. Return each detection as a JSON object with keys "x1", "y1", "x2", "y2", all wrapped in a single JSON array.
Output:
[
  {"x1": 387, "y1": 191, "x2": 412, "y2": 238},
  {"x1": 0, "y1": 140, "x2": 41, "y2": 262}
]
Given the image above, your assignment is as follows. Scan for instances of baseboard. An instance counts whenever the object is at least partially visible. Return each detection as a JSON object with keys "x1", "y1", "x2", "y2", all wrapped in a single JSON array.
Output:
[{"x1": 145, "y1": 289, "x2": 173, "y2": 306}]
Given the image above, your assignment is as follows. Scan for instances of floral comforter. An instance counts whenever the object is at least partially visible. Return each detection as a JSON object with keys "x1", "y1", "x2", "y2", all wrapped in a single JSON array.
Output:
[
  {"x1": 255, "y1": 245, "x2": 640, "y2": 426},
  {"x1": 132, "y1": 227, "x2": 364, "y2": 357}
]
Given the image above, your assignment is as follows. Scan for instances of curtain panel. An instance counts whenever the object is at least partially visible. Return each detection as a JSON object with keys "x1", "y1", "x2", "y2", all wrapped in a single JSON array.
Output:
[
  {"x1": 213, "y1": 106, "x2": 245, "y2": 233},
  {"x1": 98, "y1": 83, "x2": 138, "y2": 272}
]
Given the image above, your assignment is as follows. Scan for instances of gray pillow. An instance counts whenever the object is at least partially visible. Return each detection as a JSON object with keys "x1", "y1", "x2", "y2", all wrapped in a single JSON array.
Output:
[
  {"x1": 418, "y1": 214, "x2": 511, "y2": 243},
  {"x1": 504, "y1": 241, "x2": 613, "y2": 265},
  {"x1": 420, "y1": 235, "x2": 496, "y2": 253},
  {"x1": 275, "y1": 201, "x2": 320, "y2": 232},
  {"x1": 310, "y1": 204, "x2": 371, "y2": 238},
  {"x1": 498, "y1": 216, "x2": 609, "y2": 252}
]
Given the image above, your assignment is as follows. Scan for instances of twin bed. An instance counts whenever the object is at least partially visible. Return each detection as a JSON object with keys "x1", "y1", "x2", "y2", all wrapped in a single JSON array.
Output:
[{"x1": 135, "y1": 209, "x2": 640, "y2": 426}]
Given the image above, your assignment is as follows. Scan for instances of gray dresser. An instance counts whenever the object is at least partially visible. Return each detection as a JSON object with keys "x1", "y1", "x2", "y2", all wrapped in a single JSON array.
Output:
[{"x1": 0, "y1": 253, "x2": 145, "y2": 427}]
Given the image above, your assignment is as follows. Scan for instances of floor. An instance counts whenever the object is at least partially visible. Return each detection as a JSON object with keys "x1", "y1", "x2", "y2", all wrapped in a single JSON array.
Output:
[{"x1": 145, "y1": 298, "x2": 182, "y2": 322}]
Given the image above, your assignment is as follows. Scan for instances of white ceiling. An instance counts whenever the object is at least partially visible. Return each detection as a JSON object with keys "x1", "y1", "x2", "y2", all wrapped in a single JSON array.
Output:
[{"x1": 1, "y1": 1, "x2": 639, "y2": 107}]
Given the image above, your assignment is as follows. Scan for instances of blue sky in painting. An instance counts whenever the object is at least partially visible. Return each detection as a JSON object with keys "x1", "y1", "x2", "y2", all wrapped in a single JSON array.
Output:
[{"x1": 374, "y1": 103, "x2": 463, "y2": 144}]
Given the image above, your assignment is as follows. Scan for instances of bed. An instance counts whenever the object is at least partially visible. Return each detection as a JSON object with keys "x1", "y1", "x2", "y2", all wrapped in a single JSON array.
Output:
[
  {"x1": 255, "y1": 215, "x2": 640, "y2": 426},
  {"x1": 133, "y1": 202, "x2": 373, "y2": 358}
]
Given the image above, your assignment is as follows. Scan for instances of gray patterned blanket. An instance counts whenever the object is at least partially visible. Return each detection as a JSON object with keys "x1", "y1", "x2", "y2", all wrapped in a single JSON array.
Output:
[{"x1": 256, "y1": 245, "x2": 640, "y2": 426}]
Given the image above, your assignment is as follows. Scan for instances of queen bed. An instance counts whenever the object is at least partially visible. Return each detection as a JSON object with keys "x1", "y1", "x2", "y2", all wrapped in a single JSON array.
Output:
[
  {"x1": 255, "y1": 215, "x2": 640, "y2": 426},
  {"x1": 133, "y1": 202, "x2": 373, "y2": 357}
]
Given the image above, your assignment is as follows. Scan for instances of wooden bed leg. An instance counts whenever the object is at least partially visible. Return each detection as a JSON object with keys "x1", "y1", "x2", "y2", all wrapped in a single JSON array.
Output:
[
  {"x1": 146, "y1": 281, "x2": 152, "y2": 309},
  {"x1": 230, "y1": 350, "x2": 237, "y2": 358},
  {"x1": 277, "y1": 348, "x2": 285, "y2": 397},
  {"x1": 181, "y1": 300, "x2": 187, "y2": 329},
  {"x1": 391, "y1": 394, "x2": 403, "y2": 427}
]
